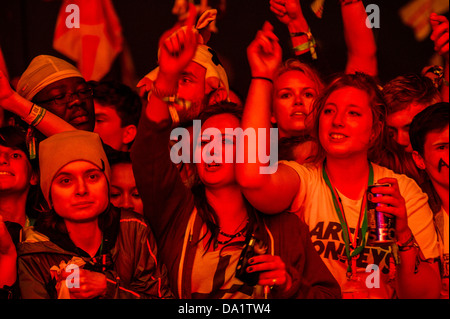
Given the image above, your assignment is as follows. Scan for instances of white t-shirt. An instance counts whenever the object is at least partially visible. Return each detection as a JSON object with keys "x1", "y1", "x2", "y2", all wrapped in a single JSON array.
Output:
[
  {"x1": 437, "y1": 208, "x2": 449, "y2": 299},
  {"x1": 281, "y1": 161, "x2": 439, "y2": 299}
]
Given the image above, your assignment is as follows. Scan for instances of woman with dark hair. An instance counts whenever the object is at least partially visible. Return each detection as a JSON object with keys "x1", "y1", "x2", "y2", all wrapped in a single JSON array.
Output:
[
  {"x1": 130, "y1": 22, "x2": 340, "y2": 299},
  {"x1": 239, "y1": 24, "x2": 441, "y2": 298},
  {"x1": 107, "y1": 150, "x2": 144, "y2": 215},
  {"x1": 132, "y1": 100, "x2": 340, "y2": 299},
  {"x1": 0, "y1": 126, "x2": 40, "y2": 298}
]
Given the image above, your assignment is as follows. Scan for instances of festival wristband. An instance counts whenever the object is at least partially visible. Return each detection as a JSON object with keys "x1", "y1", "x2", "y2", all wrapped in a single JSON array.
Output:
[
  {"x1": 397, "y1": 233, "x2": 418, "y2": 252},
  {"x1": 23, "y1": 104, "x2": 46, "y2": 126},
  {"x1": 292, "y1": 29, "x2": 317, "y2": 59}
]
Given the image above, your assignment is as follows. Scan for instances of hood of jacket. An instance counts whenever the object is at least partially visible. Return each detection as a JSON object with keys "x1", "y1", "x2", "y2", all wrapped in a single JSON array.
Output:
[{"x1": 17, "y1": 226, "x2": 77, "y2": 257}]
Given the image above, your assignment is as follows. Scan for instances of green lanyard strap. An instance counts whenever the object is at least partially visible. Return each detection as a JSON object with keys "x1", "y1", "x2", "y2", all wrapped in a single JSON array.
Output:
[{"x1": 322, "y1": 161, "x2": 374, "y2": 279}]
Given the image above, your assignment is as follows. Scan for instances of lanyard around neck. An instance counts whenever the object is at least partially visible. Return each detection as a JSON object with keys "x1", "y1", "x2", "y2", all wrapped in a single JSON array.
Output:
[{"x1": 322, "y1": 161, "x2": 374, "y2": 279}]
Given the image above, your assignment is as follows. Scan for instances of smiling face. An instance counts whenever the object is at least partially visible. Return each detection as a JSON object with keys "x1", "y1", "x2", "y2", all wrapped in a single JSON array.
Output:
[
  {"x1": 195, "y1": 113, "x2": 240, "y2": 189},
  {"x1": 0, "y1": 145, "x2": 36, "y2": 194},
  {"x1": 33, "y1": 77, "x2": 95, "y2": 131},
  {"x1": 50, "y1": 160, "x2": 109, "y2": 223},
  {"x1": 318, "y1": 87, "x2": 375, "y2": 160},
  {"x1": 272, "y1": 70, "x2": 319, "y2": 138}
]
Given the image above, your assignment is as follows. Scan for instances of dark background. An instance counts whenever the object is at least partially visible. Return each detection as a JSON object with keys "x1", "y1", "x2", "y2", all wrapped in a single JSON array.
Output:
[{"x1": 0, "y1": 0, "x2": 447, "y2": 99}]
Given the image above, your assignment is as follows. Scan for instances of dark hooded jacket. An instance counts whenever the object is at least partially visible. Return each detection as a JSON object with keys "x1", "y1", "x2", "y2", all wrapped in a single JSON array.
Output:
[{"x1": 17, "y1": 206, "x2": 174, "y2": 299}]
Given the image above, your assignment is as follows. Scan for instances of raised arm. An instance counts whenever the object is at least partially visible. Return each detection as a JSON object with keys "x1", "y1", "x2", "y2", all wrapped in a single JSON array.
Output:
[
  {"x1": 270, "y1": 0, "x2": 317, "y2": 60},
  {"x1": 430, "y1": 13, "x2": 449, "y2": 102},
  {"x1": 131, "y1": 5, "x2": 199, "y2": 239},
  {"x1": 237, "y1": 22, "x2": 300, "y2": 214},
  {"x1": 340, "y1": 0, "x2": 378, "y2": 76},
  {"x1": 138, "y1": 4, "x2": 198, "y2": 126},
  {"x1": 0, "y1": 70, "x2": 75, "y2": 136}
]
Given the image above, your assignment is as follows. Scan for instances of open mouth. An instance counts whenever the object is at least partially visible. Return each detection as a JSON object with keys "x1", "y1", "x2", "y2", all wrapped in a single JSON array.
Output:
[
  {"x1": 0, "y1": 171, "x2": 14, "y2": 176},
  {"x1": 290, "y1": 111, "x2": 306, "y2": 118},
  {"x1": 205, "y1": 162, "x2": 221, "y2": 171},
  {"x1": 329, "y1": 133, "x2": 348, "y2": 140}
]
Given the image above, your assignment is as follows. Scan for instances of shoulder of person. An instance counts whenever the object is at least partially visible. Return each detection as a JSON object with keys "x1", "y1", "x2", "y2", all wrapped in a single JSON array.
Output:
[
  {"x1": 118, "y1": 209, "x2": 149, "y2": 228},
  {"x1": 372, "y1": 162, "x2": 426, "y2": 196},
  {"x1": 262, "y1": 211, "x2": 309, "y2": 235}
]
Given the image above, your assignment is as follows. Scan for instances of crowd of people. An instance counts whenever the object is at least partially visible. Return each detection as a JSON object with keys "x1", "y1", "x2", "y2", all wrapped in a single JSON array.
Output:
[{"x1": 0, "y1": 0, "x2": 448, "y2": 299}]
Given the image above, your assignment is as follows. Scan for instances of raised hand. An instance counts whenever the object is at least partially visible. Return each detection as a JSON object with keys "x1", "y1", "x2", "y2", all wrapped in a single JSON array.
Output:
[
  {"x1": 247, "y1": 22, "x2": 282, "y2": 79},
  {"x1": 0, "y1": 69, "x2": 14, "y2": 104},
  {"x1": 269, "y1": 0, "x2": 303, "y2": 26},
  {"x1": 158, "y1": 3, "x2": 199, "y2": 78},
  {"x1": 430, "y1": 13, "x2": 449, "y2": 60}
]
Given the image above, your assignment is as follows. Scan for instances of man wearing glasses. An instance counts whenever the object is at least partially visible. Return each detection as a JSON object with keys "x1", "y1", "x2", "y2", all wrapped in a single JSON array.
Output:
[{"x1": 16, "y1": 55, "x2": 95, "y2": 132}]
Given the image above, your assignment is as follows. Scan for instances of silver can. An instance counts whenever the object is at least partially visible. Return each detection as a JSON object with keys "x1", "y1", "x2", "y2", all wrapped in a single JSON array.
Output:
[{"x1": 367, "y1": 183, "x2": 396, "y2": 245}]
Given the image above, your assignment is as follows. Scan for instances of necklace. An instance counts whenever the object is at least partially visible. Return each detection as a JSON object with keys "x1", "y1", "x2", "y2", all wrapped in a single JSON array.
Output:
[{"x1": 217, "y1": 219, "x2": 249, "y2": 246}]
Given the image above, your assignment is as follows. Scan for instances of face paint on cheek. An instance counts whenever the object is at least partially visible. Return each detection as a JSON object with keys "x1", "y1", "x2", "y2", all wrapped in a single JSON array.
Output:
[{"x1": 438, "y1": 158, "x2": 449, "y2": 173}]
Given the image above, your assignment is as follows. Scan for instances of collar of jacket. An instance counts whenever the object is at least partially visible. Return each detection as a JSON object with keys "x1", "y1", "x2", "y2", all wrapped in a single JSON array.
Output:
[{"x1": 33, "y1": 204, "x2": 120, "y2": 258}]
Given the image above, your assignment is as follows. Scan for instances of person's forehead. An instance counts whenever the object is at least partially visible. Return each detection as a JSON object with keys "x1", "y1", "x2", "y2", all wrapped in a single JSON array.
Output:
[
  {"x1": 424, "y1": 125, "x2": 450, "y2": 147},
  {"x1": 202, "y1": 113, "x2": 240, "y2": 130},
  {"x1": 111, "y1": 163, "x2": 135, "y2": 183},
  {"x1": 94, "y1": 101, "x2": 120, "y2": 116},
  {"x1": 184, "y1": 61, "x2": 207, "y2": 77},
  {"x1": 326, "y1": 86, "x2": 370, "y2": 106},
  {"x1": 387, "y1": 103, "x2": 428, "y2": 127},
  {"x1": 0, "y1": 144, "x2": 26, "y2": 154},
  {"x1": 37, "y1": 77, "x2": 87, "y2": 96},
  {"x1": 275, "y1": 70, "x2": 317, "y2": 89},
  {"x1": 56, "y1": 160, "x2": 101, "y2": 175}
]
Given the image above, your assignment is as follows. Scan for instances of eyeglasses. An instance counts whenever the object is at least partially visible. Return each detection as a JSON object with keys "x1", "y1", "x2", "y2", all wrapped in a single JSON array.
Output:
[{"x1": 34, "y1": 88, "x2": 93, "y2": 105}]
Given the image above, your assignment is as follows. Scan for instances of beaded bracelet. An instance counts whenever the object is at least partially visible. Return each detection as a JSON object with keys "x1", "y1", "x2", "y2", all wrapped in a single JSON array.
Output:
[{"x1": 397, "y1": 234, "x2": 418, "y2": 252}]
